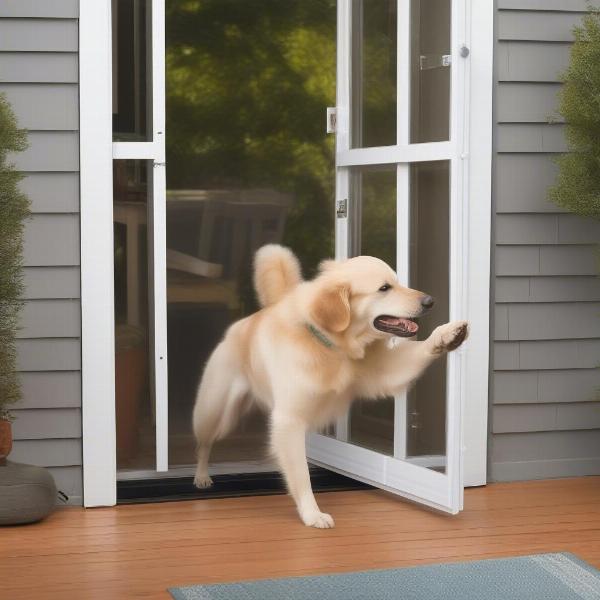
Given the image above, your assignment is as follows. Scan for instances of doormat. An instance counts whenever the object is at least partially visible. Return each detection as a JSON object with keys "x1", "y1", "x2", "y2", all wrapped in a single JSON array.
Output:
[{"x1": 169, "y1": 553, "x2": 600, "y2": 600}]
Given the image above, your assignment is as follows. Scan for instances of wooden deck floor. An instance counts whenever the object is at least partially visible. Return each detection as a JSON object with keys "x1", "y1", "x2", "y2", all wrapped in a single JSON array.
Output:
[{"x1": 2, "y1": 477, "x2": 600, "y2": 599}]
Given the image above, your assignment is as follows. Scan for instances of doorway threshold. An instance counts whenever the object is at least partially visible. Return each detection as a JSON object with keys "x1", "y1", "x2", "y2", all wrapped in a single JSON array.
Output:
[{"x1": 117, "y1": 466, "x2": 371, "y2": 504}]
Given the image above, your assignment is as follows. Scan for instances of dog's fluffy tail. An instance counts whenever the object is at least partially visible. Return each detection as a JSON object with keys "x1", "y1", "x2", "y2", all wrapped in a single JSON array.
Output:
[{"x1": 253, "y1": 244, "x2": 302, "y2": 308}]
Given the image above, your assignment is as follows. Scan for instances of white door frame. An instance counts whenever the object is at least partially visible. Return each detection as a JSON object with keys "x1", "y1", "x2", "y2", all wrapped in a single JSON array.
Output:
[
  {"x1": 80, "y1": 0, "x2": 168, "y2": 506},
  {"x1": 80, "y1": 0, "x2": 116, "y2": 507},
  {"x1": 79, "y1": 0, "x2": 492, "y2": 507}
]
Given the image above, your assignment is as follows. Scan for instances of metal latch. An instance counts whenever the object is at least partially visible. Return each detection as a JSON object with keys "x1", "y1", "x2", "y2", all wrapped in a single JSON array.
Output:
[
  {"x1": 326, "y1": 107, "x2": 337, "y2": 133},
  {"x1": 336, "y1": 198, "x2": 347, "y2": 218},
  {"x1": 419, "y1": 54, "x2": 451, "y2": 70}
]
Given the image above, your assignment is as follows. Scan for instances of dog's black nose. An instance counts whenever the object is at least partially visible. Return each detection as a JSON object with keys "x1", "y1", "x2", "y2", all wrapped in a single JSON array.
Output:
[{"x1": 421, "y1": 295, "x2": 435, "y2": 309}]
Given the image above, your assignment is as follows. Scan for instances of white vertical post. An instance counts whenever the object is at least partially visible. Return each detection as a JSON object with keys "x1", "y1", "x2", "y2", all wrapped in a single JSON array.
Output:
[
  {"x1": 80, "y1": 0, "x2": 117, "y2": 506},
  {"x1": 446, "y1": 0, "x2": 468, "y2": 509},
  {"x1": 462, "y1": 0, "x2": 492, "y2": 488},
  {"x1": 335, "y1": 0, "x2": 352, "y2": 441},
  {"x1": 394, "y1": 0, "x2": 411, "y2": 461},
  {"x1": 151, "y1": 0, "x2": 169, "y2": 472}
]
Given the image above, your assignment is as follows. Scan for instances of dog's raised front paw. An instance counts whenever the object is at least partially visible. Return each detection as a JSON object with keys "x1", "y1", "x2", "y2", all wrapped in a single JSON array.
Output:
[
  {"x1": 430, "y1": 321, "x2": 469, "y2": 354},
  {"x1": 301, "y1": 510, "x2": 335, "y2": 529}
]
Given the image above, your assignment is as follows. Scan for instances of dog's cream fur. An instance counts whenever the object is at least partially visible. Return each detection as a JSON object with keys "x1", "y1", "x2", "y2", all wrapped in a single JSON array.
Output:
[{"x1": 192, "y1": 244, "x2": 468, "y2": 528}]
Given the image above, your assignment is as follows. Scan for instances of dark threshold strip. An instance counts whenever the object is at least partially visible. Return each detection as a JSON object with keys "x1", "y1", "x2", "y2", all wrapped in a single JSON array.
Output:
[{"x1": 117, "y1": 467, "x2": 371, "y2": 504}]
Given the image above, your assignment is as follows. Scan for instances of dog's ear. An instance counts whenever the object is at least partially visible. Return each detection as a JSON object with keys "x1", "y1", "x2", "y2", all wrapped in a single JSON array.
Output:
[{"x1": 311, "y1": 284, "x2": 351, "y2": 333}]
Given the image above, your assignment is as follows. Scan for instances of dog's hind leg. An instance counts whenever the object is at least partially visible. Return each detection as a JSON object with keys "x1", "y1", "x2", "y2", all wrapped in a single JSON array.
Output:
[{"x1": 192, "y1": 342, "x2": 249, "y2": 488}]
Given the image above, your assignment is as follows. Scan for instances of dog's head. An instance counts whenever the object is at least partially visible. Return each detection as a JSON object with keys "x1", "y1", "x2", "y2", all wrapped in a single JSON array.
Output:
[{"x1": 309, "y1": 256, "x2": 434, "y2": 341}]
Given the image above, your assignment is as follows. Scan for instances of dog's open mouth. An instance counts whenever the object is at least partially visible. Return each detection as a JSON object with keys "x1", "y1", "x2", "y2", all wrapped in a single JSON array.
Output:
[{"x1": 373, "y1": 315, "x2": 419, "y2": 337}]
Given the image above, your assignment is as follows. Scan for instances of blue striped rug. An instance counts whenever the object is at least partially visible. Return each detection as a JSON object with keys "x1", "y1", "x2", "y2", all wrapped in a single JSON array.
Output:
[{"x1": 169, "y1": 553, "x2": 600, "y2": 600}]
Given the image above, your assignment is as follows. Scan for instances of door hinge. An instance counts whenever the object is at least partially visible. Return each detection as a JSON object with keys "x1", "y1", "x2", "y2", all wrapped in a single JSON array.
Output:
[
  {"x1": 326, "y1": 107, "x2": 337, "y2": 133},
  {"x1": 336, "y1": 198, "x2": 347, "y2": 218},
  {"x1": 409, "y1": 409, "x2": 421, "y2": 431},
  {"x1": 419, "y1": 54, "x2": 451, "y2": 70}
]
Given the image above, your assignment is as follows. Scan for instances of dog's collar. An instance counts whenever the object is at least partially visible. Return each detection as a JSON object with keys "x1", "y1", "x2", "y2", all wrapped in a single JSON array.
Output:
[{"x1": 305, "y1": 323, "x2": 335, "y2": 349}]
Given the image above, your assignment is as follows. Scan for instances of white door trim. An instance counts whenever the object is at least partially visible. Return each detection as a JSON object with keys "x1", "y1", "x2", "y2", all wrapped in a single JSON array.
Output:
[
  {"x1": 461, "y1": 0, "x2": 493, "y2": 487},
  {"x1": 80, "y1": 0, "x2": 117, "y2": 507},
  {"x1": 78, "y1": 0, "x2": 493, "y2": 506}
]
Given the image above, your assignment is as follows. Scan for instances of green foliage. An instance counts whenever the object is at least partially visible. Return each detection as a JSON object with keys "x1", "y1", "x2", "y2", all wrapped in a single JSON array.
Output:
[
  {"x1": 166, "y1": 0, "x2": 337, "y2": 278},
  {"x1": 549, "y1": 9, "x2": 600, "y2": 219},
  {"x1": 0, "y1": 94, "x2": 29, "y2": 421}
]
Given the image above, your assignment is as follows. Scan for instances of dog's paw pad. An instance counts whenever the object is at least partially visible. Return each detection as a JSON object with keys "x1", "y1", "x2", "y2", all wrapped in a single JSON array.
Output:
[
  {"x1": 193, "y1": 474, "x2": 214, "y2": 489},
  {"x1": 444, "y1": 321, "x2": 469, "y2": 351},
  {"x1": 432, "y1": 321, "x2": 469, "y2": 353},
  {"x1": 302, "y1": 511, "x2": 335, "y2": 529}
]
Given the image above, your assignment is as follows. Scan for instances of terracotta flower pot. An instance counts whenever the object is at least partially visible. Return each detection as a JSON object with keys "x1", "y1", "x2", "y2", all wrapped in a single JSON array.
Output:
[
  {"x1": 115, "y1": 325, "x2": 147, "y2": 463},
  {"x1": 0, "y1": 419, "x2": 12, "y2": 463}
]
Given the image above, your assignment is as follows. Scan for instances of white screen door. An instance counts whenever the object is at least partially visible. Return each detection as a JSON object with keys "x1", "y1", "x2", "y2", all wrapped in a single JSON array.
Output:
[
  {"x1": 81, "y1": 0, "x2": 491, "y2": 507},
  {"x1": 306, "y1": 0, "x2": 468, "y2": 514}
]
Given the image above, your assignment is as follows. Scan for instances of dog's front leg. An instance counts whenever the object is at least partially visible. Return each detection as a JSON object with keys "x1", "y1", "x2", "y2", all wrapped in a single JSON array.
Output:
[
  {"x1": 270, "y1": 410, "x2": 334, "y2": 529},
  {"x1": 359, "y1": 321, "x2": 469, "y2": 398}
]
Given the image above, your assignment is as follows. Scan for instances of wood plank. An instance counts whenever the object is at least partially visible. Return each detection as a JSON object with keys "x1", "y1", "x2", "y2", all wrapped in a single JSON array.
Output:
[
  {"x1": 497, "y1": 42, "x2": 571, "y2": 83},
  {"x1": 491, "y1": 458, "x2": 600, "y2": 481},
  {"x1": 16, "y1": 338, "x2": 81, "y2": 371},
  {"x1": 495, "y1": 154, "x2": 562, "y2": 214},
  {"x1": 0, "y1": 19, "x2": 77, "y2": 52},
  {"x1": 493, "y1": 402, "x2": 600, "y2": 433},
  {"x1": 11, "y1": 438, "x2": 82, "y2": 467},
  {"x1": 496, "y1": 276, "x2": 600, "y2": 303},
  {"x1": 497, "y1": 214, "x2": 600, "y2": 246},
  {"x1": 498, "y1": 0, "x2": 589, "y2": 11},
  {"x1": 0, "y1": 83, "x2": 78, "y2": 130},
  {"x1": 11, "y1": 407, "x2": 81, "y2": 440},
  {"x1": 23, "y1": 267, "x2": 80, "y2": 299},
  {"x1": 11, "y1": 131, "x2": 79, "y2": 172},
  {"x1": 498, "y1": 11, "x2": 584, "y2": 42},
  {"x1": 492, "y1": 430, "x2": 600, "y2": 462},
  {"x1": 496, "y1": 123, "x2": 567, "y2": 153},
  {"x1": 1, "y1": 480, "x2": 599, "y2": 599},
  {"x1": 494, "y1": 369, "x2": 600, "y2": 404},
  {"x1": 497, "y1": 83, "x2": 561, "y2": 123},
  {"x1": 0, "y1": 0, "x2": 78, "y2": 18},
  {"x1": 18, "y1": 299, "x2": 80, "y2": 338},
  {"x1": 494, "y1": 339, "x2": 600, "y2": 370},
  {"x1": 20, "y1": 172, "x2": 79, "y2": 214},
  {"x1": 23, "y1": 214, "x2": 80, "y2": 267},
  {"x1": 0, "y1": 52, "x2": 78, "y2": 83},
  {"x1": 496, "y1": 246, "x2": 598, "y2": 277},
  {"x1": 496, "y1": 214, "x2": 559, "y2": 245},
  {"x1": 503, "y1": 302, "x2": 600, "y2": 341},
  {"x1": 19, "y1": 371, "x2": 81, "y2": 409}
]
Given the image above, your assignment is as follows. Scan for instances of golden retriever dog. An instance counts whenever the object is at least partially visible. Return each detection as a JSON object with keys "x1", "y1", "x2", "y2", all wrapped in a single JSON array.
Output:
[{"x1": 192, "y1": 244, "x2": 468, "y2": 528}]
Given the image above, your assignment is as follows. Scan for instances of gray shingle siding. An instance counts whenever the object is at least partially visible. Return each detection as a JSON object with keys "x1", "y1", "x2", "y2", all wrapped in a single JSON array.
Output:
[
  {"x1": 0, "y1": 3, "x2": 82, "y2": 503},
  {"x1": 2, "y1": 0, "x2": 598, "y2": 503},
  {"x1": 490, "y1": 4, "x2": 600, "y2": 481}
]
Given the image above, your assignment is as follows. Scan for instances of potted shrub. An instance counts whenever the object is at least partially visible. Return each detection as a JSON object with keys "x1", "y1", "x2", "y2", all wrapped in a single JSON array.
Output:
[{"x1": 0, "y1": 93, "x2": 30, "y2": 463}]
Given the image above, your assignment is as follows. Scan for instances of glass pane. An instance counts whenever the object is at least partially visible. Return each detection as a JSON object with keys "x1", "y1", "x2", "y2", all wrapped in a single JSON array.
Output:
[
  {"x1": 112, "y1": 0, "x2": 151, "y2": 141},
  {"x1": 114, "y1": 160, "x2": 154, "y2": 470},
  {"x1": 348, "y1": 167, "x2": 396, "y2": 455},
  {"x1": 410, "y1": 0, "x2": 451, "y2": 143},
  {"x1": 351, "y1": 167, "x2": 397, "y2": 269},
  {"x1": 165, "y1": 1, "x2": 336, "y2": 470},
  {"x1": 407, "y1": 160, "x2": 450, "y2": 470},
  {"x1": 351, "y1": 0, "x2": 397, "y2": 148}
]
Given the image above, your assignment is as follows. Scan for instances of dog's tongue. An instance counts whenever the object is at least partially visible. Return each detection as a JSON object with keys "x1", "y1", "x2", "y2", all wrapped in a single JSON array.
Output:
[{"x1": 379, "y1": 316, "x2": 418, "y2": 333}]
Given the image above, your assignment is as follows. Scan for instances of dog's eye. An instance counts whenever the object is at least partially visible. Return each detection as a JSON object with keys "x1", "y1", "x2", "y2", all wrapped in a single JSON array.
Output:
[{"x1": 378, "y1": 283, "x2": 391, "y2": 292}]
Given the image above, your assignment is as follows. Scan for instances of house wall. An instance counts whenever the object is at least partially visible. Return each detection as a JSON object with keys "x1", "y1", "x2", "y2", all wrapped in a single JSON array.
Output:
[
  {"x1": 0, "y1": 1, "x2": 82, "y2": 504},
  {"x1": 2, "y1": 0, "x2": 599, "y2": 505},
  {"x1": 490, "y1": 0, "x2": 600, "y2": 480}
]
